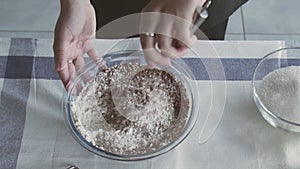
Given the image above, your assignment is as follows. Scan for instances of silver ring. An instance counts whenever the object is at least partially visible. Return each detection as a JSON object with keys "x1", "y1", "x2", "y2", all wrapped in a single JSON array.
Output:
[
  {"x1": 68, "y1": 60, "x2": 73, "y2": 64},
  {"x1": 141, "y1": 32, "x2": 155, "y2": 37}
]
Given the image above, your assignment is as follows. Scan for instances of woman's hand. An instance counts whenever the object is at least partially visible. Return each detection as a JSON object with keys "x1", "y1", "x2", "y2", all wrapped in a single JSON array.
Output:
[
  {"x1": 53, "y1": 0, "x2": 100, "y2": 90},
  {"x1": 140, "y1": 0, "x2": 205, "y2": 67}
]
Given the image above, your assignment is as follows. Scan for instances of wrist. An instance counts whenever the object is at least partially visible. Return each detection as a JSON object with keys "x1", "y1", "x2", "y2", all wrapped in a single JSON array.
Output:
[
  {"x1": 60, "y1": 0, "x2": 91, "y2": 7},
  {"x1": 195, "y1": 0, "x2": 207, "y2": 6}
]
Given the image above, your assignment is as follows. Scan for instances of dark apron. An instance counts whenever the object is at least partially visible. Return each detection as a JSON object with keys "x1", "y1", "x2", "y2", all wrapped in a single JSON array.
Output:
[{"x1": 91, "y1": 0, "x2": 248, "y2": 39}]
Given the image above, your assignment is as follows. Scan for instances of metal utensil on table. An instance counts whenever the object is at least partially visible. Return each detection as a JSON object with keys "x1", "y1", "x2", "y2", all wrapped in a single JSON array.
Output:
[{"x1": 191, "y1": 0, "x2": 212, "y2": 34}]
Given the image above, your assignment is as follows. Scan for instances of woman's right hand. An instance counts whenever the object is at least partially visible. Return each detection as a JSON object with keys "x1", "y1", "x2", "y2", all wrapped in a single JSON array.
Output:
[
  {"x1": 53, "y1": 0, "x2": 101, "y2": 90},
  {"x1": 139, "y1": 0, "x2": 204, "y2": 67}
]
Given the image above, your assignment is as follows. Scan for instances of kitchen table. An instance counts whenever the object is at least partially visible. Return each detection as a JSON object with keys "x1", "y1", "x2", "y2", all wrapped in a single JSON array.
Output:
[{"x1": 1, "y1": 37, "x2": 300, "y2": 169}]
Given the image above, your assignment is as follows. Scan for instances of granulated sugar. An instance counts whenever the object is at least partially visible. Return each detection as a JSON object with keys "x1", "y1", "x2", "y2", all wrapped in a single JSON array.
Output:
[
  {"x1": 259, "y1": 66, "x2": 300, "y2": 123},
  {"x1": 71, "y1": 63, "x2": 189, "y2": 155}
]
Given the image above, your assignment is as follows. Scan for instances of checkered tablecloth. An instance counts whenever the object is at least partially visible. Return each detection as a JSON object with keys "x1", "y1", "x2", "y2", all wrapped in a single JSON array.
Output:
[{"x1": 1, "y1": 38, "x2": 300, "y2": 169}]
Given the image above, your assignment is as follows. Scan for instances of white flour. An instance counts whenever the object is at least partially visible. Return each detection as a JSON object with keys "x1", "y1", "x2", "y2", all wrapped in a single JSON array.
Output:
[
  {"x1": 259, "y1": 66, "x2": 300, "y2": 123},
  {"x1": 71, "y1": 63, "x2": 189, "y2": 155}
]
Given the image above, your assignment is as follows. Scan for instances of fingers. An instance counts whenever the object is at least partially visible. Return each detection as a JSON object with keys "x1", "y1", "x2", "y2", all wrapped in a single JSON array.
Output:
[
  {"x1": 140, "y1": 13, "x2": 177, "y2": 67},
  {"x1": 54, "y1": 40, "x2": 79, "y2": 90},
  {"x1": 140, "y1": 33, "x2": 170, "y2": 67},
  {"x1": 140, "y1": 11, "x2": 160, "y2": 34},
  {"x1": 73, "y1": 55, "x2": 85, "y2": 74},
  {"x1": 56, "y1": 59, "x2": 76, "y2": 91},
  {"x1": 140, "y1": 12, "x2": 163, "y2": 67},
  {"x1": 53, "y1": 46, "x2": 70, "y2": 88},
  {"x1": 140, "y1": 12, "x2": 198, "y2": 67},
  {"x1": 53, "y1": 27, "x2": 71, "y2": 71},
  {"x1": 65, "y1": 62, "x2": 76, "y2": 91},
  {"x1": 155, "y1": 15, "x2": 182, "y2": 59},
  {"x1": 157, "y1": 34, "x2": 180, "y2": 59},
  {"x1": 172, "y1": 34, "x2": 197, "y2": 52},
  {"x1": 53, "y1": 26, "x2": 74, "y2": 90},
  {"x1": 174, "y1": 18, "x2": 197, "y2": 48},
  {"x1": 54, "y1": 49, "x2": 68, "y2": 72},
  {"x1": 86, "y1": 44, "x2": 107, "y2": 70},
  {"x1": 54, "y1": 37, "x2": 106, "y2": 91}
]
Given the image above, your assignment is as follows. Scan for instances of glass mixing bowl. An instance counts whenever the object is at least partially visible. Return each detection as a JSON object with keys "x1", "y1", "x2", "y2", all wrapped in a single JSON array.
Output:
[
  {"x1": 252, "y1": 47, "x2": 300, "y2": 132},
  {"x1": 63, "y1": 50, "x2": 200, "y2": 161}
]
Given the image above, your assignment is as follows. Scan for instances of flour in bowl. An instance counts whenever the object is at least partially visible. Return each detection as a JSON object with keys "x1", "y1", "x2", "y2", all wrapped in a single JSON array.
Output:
[{"x1": 71, "y1": 63, "x2": 189, "y2": 155}]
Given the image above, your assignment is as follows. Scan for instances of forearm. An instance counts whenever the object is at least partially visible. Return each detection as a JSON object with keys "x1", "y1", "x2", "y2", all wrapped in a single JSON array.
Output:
[
  {"x1": 194, "y1": 0, "x2": 207, "y2": 6},
  {"x1": 58, "y1": 0, "x2": 95, "y2": 29},
  {"x1": 60, "y1": 0, "x2": 90, "y2": 4},
  {"x1": 60, "y1": 0, "x2": 91, "y2": 10}
]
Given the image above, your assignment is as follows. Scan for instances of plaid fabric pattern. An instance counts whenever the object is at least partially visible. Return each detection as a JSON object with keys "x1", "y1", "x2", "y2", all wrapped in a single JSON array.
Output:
[{"x1": 2, "y1": 38, "x2": 297, "y2": 169}]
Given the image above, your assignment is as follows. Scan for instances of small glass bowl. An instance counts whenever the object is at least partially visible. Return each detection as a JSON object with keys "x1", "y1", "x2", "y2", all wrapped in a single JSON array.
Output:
[
  {"x1": 63, "y1": 50, "x2": 200, "y2": 161},
  {"x1": 252, "y1": 47, "x2": 300, "y2": 132}
]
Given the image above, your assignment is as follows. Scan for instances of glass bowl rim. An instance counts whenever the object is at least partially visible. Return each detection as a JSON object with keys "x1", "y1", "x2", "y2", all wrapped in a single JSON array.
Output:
[
  {"x1": 63, "y1": 49, "x2": 200, "y2": 161},
  {"x1": 252, "y1": 47, "x2": 300, "y2": 128}
]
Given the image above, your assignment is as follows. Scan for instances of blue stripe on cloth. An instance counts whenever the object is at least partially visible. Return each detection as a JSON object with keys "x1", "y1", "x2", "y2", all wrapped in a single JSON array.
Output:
[
  {"x1": 0, "y1": 38, "x2": 35, "y2": 169},
  {"x1": 1, "y1": 56, "x2": 300, "y2": 81},
  {"x1": 240, "y1": 59, "x2": 260, "y2": 81},
  {"x1": 183, "y1": 58, "x2": 210, "y2": 80},
  {"x1": 184, "y1": 58, "x2": 259, "y2": 80},
  {"x1": 32, "y1": 57, "x2": 259, "y2": 80},
  {"x1": 4, "y1": 56, "x2": 34, "y2": 79},
  {"x1": 33, "y1": 57, "x2": 59, "y2": 80},
  {"x1": 0, "y1": 56, "x2": 8, "y2": 79}
]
